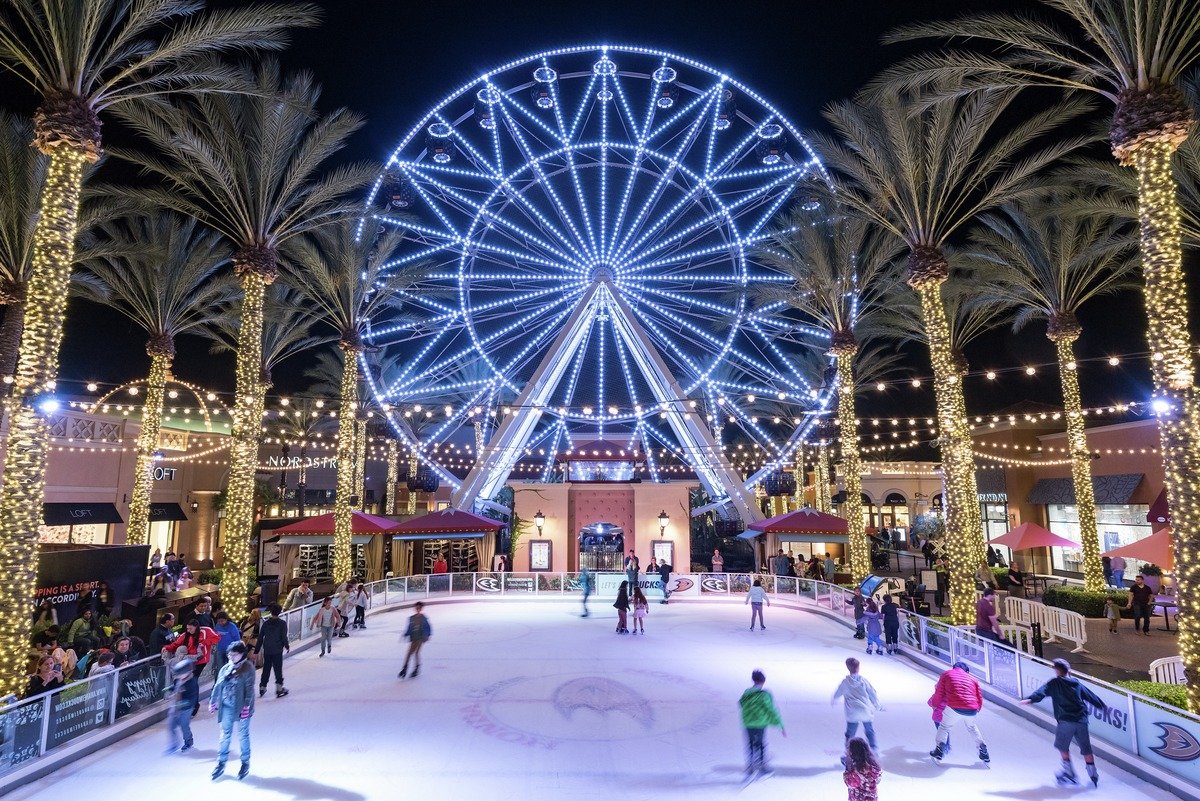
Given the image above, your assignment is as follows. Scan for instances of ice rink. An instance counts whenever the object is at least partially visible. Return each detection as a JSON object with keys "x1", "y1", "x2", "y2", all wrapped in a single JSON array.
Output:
[{"x1": 5, "y1": 599, "x2": 1185, "y2": 800}]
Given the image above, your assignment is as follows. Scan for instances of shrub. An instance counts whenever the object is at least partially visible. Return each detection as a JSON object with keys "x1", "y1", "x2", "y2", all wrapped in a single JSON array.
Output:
[
  {"x1": 197, "y1": 568, "x2": 223, "y2": 586},
  {"x1": 1042, "y1": 584, "x2": 1128, "y2": 618},
  {"x1": 1140, "y1": 563, "x2": 1164, "y2": 577},
  {"x1": 1115, "y1": 680, "x2": 1188, "y2": 711},
  {"x1": 992, "y1": 567, "x2": 1009, "y2": 586}
]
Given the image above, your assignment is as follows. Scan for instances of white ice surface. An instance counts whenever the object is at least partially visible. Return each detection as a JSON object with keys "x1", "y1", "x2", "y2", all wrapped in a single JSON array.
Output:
[{"x1": 4, "y1": 599, "x2": 1184, "y2": 801}]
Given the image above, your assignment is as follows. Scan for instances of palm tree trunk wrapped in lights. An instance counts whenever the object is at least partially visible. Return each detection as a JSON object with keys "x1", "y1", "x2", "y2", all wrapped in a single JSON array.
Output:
[
  {"x1": 223, "y1": 260, "x2": 272, "y2": 607},
  {"x1": 126, "y1": 340, "x2": 172, "y2": 545},
  {"x1": 407, "y1": 451, "x2": 420, "y2": 514},
  {"x1": 814, "y1": 440, "x2": 832, "y2": 513},
  {"x1": 386, "y1": 438, "x2": 399, "y2": 514},
  {"x1": 832, "y1": 334, "x2": 870, "y2": 582},
  {"x1": 793, "y1": 444, "x2": 805, "y2": 506},
  {"x1": 354, "y1": 416, "x2": 367, "y2": 511},
  {"x1": 332, "y1": 343, "x2": 360, "y2": 583},
  {"x1": 0, "y1": 118, "x2": 94, "y2": 696},
  {"x1": 1050, "y1": 319, "x2": 1105, "y2": 591},
  {"x1": 908, "y1": 248, "x2": 982, "y2": 625}
]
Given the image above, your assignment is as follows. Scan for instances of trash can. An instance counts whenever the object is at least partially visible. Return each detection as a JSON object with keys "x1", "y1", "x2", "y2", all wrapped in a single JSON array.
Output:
[{"x1": 256, "y1": 575, "x2": 280, "y2": 608}]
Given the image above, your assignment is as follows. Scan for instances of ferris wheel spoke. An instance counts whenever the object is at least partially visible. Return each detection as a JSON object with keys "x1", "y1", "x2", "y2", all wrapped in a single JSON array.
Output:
[
  {"x1": 745, "y1": 319, "x2": 821, "y2": 394},
  {"x1": 490, "y1": 171, "x2": 594, "y2": 267}
]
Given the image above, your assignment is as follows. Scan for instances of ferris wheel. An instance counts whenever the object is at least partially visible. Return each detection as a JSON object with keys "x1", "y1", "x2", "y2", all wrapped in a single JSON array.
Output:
[{"x1": 362, "y1": 44, "x2": 836, "y2": 519}]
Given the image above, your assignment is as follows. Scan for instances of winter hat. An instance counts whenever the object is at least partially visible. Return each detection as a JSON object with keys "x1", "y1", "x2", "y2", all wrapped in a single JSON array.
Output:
[
  {"x1": 226, "y1": 641, "x2": 248, "y2": 656},
  {"x1": 171, "y1": 658, "x2": 194, "y2": 676}
]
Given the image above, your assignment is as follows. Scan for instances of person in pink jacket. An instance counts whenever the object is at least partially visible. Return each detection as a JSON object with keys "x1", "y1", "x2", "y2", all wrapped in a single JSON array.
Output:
[{"x1": 928, "y1": 661, "x2": 989, "y2": 764}]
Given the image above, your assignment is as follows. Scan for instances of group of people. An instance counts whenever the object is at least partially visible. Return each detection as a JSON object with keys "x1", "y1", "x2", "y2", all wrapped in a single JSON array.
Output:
[
  {"x1": 621, "y1": 549, "x2": 674, "y2": 604},
  {"x1": 740, "y1": 653, "x2": 1108, "y2": 798},
  {"x1": 148, "y1": 549, "x2": 195, "y2": 593},
  {"x1": 763, "y1": 548, "x2": 840, "y2": 582}
]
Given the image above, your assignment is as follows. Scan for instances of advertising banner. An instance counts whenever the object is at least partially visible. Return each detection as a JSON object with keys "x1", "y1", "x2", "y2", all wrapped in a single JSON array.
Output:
[
  {"x1": 1133, "y1": 697, "x2": 1200, "y2": 784},
  {"x1": 115, "y1": 660, "x2": 168, "y2": 720},
  {"x1": 46, "y1": 677, "x2": 114, "y2": 750},
  {"x1": 0, "y1": 699, "x2": 45, "y2": 775},
  {"x1": 34, "y1": 545, "x2": 150, "y2": 623}
]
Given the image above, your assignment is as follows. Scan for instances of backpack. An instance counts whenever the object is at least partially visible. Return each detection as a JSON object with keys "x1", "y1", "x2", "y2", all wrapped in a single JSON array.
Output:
[{"x1": 74, "y1": 651, "x2": 93, "y2": 680}]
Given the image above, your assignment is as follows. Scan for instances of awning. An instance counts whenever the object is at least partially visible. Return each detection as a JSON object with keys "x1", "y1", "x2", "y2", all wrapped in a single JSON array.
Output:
[
  {"x1": 1148, "y1": 489, "x2": 1170, "y2": 525},
  {"x1": 831, "y1": 491, "x2": 872, "y2": 505},
  {"x1": 275, "y1": 534, "x2": 371, "y2": 546},
  {"x1": 883, "y1": 492, "x2": 907, "y2": 505},
  {"x1": 149, "y1": 503, "x2": 188, "y2": 522},
  {"x1": 1026, "y1": 474, "x2": 1143, "y2": 505},
  {"x1": 42, "y1": 503, "x2": 123, "y2": 527},
  {"x1": 778, "y1": 533, "x2": 849, "y2": 544},
  {"x1": 392, "y1": 531, "x2": 486, "y2": 542},
  {"x1": 390, "y1": 508, "x2": 504, "y2": 535},
  {"x1": 274, "y1": 511, "x2": 398, "y2": 534}
]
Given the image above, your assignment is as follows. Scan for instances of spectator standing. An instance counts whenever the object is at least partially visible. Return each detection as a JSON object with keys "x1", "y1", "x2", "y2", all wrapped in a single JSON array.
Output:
[
  {"x1": 1126, "y1": 574, "x2": 1153, "y2": 635},
  {"x1": 746, "y1": 578, "x2": 769, "y2": 631},
  {"x1": 190, "y1": 596, "x2": 214, "y2": 629},
  {"x1": 772, "y1": 549, "x2": 789, "y2": 577},
  {"x1": 1021, "y1": 658, "x2": 1106, "y2": 787},
  {"x1": 432, "y1": 553, "x2": 448, "y2": 574},
  {"x1": 282, "y1": 579, "x2": 313, "y2": 612},
  {"x1": 832, "y1": 657, "x2": 881, "y2": 751},
  {"x1": 711, "y1": 548, "x2": 724, "y2": 572},
  {"x1": 974, "y1": 587, "x2": 1002, "y2": 642},
  {"x1": 843, "y1": 737, "x2": 882, "y2": 801},
  {"x1": 309, "y1": 596, "x2": 342, "y2": 657},
  {"x1": 1104, "y1": 597, "x2": 1121, "y2": 633},
  {"x1": 1007, "y1": 561, "x2": 1025, "y2": 599},
  {"x1": 657, "y1": 559, "x2": 673, "y2": 604},
  {"x1": 823, "y1": 553, "x2": 836, "y2": 583},
  {"x1": 881, "y1": 595, "x2": 900, "y2": 654},
  {"x1": 739, "y1": 669, "x2": 786, "y2": 781},
  {"x1": 253, "y1": 604, "x2": 290, "y2": 698},
  {"x1": 1101, "y1": 555, "x2": 1113, "y2": 587},
  {"x1": 1110, "y1": 555, "x2": 1126, "y2": 587},
  {"x1": 398, "y1": 602, "x2": 432, "y2": 678},
  {"x1": 928, "y1": 662, "x2": 989, "y2": 764},
  {"x1": 210, "y1": 642, "x2": 256, "y2": 781},
  {"x1": 922, "y1": 540, "x2": 936, "y2": 569},
  {"x1": 165, "y1": 657, "x2": 197, "y2": 754},
  {"x1": 624, "y1": 550, "x2": 639, "y2": 588}
]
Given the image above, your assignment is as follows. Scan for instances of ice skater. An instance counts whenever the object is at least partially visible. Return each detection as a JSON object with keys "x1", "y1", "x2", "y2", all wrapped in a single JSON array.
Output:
[
  {"x1": 613, "y1": 581, "x2": 630, "y2": 634},
  {"x1": 254, "y1": 604, "x2": 289, "y2": 699},
  {"x1": 832, "y1": 657, "x2": 881, "y2": 753},
  {"x1": 657, "y1": 558, "x2": 672, "y2": 604},
  {"x1": 398, "y1": 602, "x2": 431, "y2": 678},
  {"x1": 309, "y1": 596, "x2": 341, "y2": 657},
  {"x1": 746, "y1": 578, "x2": 769, "y2": 631},
  {"x1": 210, "y1": 642, "x2": 256, "y2": 781},
  {"x1": 843, "y1": 736, "x2": 882, "y2": 801},
  {"x1": 863, "y1": 600, "x2": 884, "y2": 654},
  {"x1": 631, "y1": 585, "x2": 649, "y2": 634},
  {"x1": 335, "y1": 582, "x2": 356, "y2": 637},
  {"x1": 164, "y1": 657, "x2": 197, "y2": 754},
  {"x1": 739, "y1": 669, "x2": 785, "y2": 781},
  {"x1": 928, "y1": 662, "x2": 989, "y2": 764},
  {"x1": 353, "y1": 583, "x2": 369, "y2": 629},
  {"x1": 579, "y1": 566, "x2": 592, "y2": 617},
  {"x1": 1020, "y1": 658, "x2": 1107, "y2": 787},
  {"x1": 881, "y1": 594, "x2": 900, "y2": 654}
]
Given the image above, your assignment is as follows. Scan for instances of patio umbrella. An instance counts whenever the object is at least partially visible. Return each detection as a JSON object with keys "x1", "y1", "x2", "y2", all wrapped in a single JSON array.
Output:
[
  {"x1": 1102, "y1": 527, "x2": 1173, "y2": 571},
  {"x1": 989, "y1": 522, "x2": 1079, "y2": 551}
]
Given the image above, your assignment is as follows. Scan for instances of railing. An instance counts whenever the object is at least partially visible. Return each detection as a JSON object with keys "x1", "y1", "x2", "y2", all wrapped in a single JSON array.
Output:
[
  {"x1": 1003, "y1": 595, "x2": 1089, "y2": 653},
  {"x1": 5, "y1": 570, "x2": 1200, "y2": 793}
]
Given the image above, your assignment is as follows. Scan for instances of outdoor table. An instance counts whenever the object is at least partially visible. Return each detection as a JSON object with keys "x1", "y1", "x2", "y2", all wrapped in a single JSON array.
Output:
[
  {"x1": 1025, "y1": 575, "x2": 1049, "y2": 598},
  {"x1": 1155, "y1": 595, "x2": 1178, "y2": 632}
]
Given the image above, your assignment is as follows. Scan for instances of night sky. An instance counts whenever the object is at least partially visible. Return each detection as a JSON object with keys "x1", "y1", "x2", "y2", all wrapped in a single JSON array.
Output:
[{"x1": 1, "y1": 0, "x2": 1180, "y2": 431}]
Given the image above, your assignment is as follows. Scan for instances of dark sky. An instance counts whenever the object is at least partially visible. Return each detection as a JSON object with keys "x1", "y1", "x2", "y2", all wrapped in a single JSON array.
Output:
[{"x1": 4, "y1": 0, "x2": 1170, "y2": 431}]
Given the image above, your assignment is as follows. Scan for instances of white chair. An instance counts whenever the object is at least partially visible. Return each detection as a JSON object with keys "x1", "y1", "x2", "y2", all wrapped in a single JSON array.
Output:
[{"x1": 1150, "y1": 656, "x2": 1187, "y2": 685}]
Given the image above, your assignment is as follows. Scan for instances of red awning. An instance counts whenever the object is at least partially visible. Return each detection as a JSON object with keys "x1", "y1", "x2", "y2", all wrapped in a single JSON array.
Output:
[
  {"x1": 389, "y1": 508, "x2": 505, "y2": 534},
  {"x1": 272, "y1": 511, "x2": 399, "y2": 535},
  {"x1": 989, "y1": 522, "x2": 1079, "y2": 551},
  {"x1": 1103, "y1": 527, "x2": 1173, "y2": 570},
  {"x1": 1147, "y1": 489, "x2": 1170, "y2": 526},
  {"x1": 747, "y1": 507, "x2": 849, "y2": 534}
]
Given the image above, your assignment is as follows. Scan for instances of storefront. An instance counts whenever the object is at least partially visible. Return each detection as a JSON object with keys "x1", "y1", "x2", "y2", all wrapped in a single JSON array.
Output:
[
  {"x1": 39, "y1": 503, "x2": 124, "y2": 545},
  {"x1": 1027, "y1": 474, "x2": 1151, "y2": 575},
  {"x1": 878, "y1": 491, "x2": 910, "y2": 541},
  {"x1": 147, "y1": 503, "x2": 189, "y2": 555}
]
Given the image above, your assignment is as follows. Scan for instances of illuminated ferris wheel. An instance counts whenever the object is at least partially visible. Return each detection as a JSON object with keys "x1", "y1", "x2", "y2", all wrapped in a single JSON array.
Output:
[{"x1": 362, "y1": 44, "x2": 835, "y2": 519}]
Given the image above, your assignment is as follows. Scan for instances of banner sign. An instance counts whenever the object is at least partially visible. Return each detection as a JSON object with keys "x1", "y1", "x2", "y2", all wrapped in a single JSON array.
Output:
[
  {"x1": 1020, "y1": 658, "x2": 1133, "y2": 750},
  {"x1": 47, "y1": 678, "x2": 113, "y2": 750},
  {"x1": 0, "y1": 699, "x2": 44, "y2": 775},
  {"x1": 34, "y1": 545, "x2": 150, "y2": 623},
  {"x1": 1134, "y1": 697, "x2": 1200, "y2": 783},
  {"x1": 115, "y1": 660, "x2": 168, "y2": 720}
]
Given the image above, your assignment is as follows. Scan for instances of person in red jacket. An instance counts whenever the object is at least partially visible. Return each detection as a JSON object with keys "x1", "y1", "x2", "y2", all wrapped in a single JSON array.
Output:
[
  {"x1": 163, "y1": 620, "x2": 220, "y2": 714},
  {"x1": 928, "y1": 661, "x2": 989, "y2": 764}
]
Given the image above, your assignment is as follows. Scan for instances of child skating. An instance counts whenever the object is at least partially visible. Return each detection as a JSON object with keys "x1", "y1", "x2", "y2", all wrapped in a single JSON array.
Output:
[
  {"x1": 739, "y1": 669, "x2": 786, "y2": 781},
  {"x1": 746, "y1": 578, "x2": 769, "y2": 631},
  {"x1": 398, "y1": 602, "x2": 431, "y2": 678},
  {"x1": 1021, "y1": 658, "x2": 1107, "y2": 787},
  {"x1": 832, "y1": 657, "x2": 881, "y2": 754},
  {"x1": 613, "y1": 581, "x2": 630, "y2": 634},
  {"x1": 843, "y1": 736, "x2": 882, "y2": 801},
  {"x1": 862, "y1": 600, "x2": 884, "y2": 654},
  {"x1": 631, "y1": 586, "x2": 649, "y2": 634}
]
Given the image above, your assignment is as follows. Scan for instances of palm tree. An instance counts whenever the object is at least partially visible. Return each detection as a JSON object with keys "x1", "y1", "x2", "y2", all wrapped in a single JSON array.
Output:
[
  {"x1": 284, "y1": 221, "x2": 410, "y2": 582},
  {"x1": 814, "y1": 87, "x2": 1088, "y2": 623},
  {"x1": 960, "y1": 193, "x2": 1138, "y2": 591},
  {"x1": 117, "y1": 61, "x2": 372, "y2": 604},
  {"x1": 75, "y1": 213, "x2": 236, "y2": 545},
  {"x1": 268, "y1": 396, "x2": 335, "y2": 516},
  {"x1": 877, "y1": 2, "x2": 1200, "y2": 696},
  {"x1": 0, "y1": 112, "x2": 46, "y2": 380},
  {"x1": 0, "y1": 3, "x2": 313, "y2": 691},
  {"x1": 757, "y1": 206, "x2": 903, "y2": 581}
]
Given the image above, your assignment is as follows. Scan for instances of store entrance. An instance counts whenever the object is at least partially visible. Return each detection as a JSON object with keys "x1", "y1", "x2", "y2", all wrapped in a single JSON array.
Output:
[{"x1": 578, "y1": 523, "x2": 624, "y2": 571}]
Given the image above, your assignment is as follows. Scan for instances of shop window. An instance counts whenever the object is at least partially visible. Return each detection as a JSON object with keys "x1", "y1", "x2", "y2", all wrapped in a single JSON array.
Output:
[{"x1": 1047, "y1": 503, "x2": 1151, "y2": 574}]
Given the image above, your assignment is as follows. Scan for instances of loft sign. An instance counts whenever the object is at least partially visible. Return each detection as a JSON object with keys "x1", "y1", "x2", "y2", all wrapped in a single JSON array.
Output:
[{"x1": 152, "y1": 467, "x2": 177, "y2": 481}]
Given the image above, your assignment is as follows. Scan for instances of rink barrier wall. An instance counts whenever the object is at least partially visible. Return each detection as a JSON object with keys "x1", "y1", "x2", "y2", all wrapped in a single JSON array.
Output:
[{"x1": 3, "y1": 571, "x2": 1199, "y2": 799}]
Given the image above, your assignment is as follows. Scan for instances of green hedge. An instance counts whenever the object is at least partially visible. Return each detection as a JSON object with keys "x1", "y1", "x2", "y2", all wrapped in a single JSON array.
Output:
[
  {"x1": 992, "y1": 567, "x2": 1008, "y2": 586},
  {"x1": 196, "y1": 568, "x2": 224, "y2": 586},
  {"x1": 1115, "y1": 680, "x2": 1188, "y2": 711},
  {"x1": 1042, "y1": 584, "x2": 1129, "y2": 618}
]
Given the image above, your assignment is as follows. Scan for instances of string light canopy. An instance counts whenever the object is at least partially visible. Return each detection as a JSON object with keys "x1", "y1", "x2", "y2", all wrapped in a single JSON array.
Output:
[{"x1": 359, "y1": 44, "x2": 837, "y2": 517}]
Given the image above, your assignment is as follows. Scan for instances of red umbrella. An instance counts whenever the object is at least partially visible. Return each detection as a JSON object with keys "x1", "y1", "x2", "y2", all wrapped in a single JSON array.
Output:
[
  {"x1": 989, "y1": 522, "x2": 1079, "y2": 551},
  {"x1": 273, "y1": 511, "x2": 399, "y2": 535},
  {"x1": 1103, "y1": 527, "x2": 1173, "y2": 570},
  {"x1": 746, "y1": 507, "x2": 849, "y2": 534},
  {"x1": 389, "y1": 508, "x2": 504, "y2": 534}
]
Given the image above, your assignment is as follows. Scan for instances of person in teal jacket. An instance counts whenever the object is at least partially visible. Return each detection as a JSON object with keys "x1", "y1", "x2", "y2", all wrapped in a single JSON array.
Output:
[
  {"x1": 209, "y1": 641, "x2": 256, "y2": 781},
  {"x1": 739, "y1": 669, "x2": 786, "y2": 779}
]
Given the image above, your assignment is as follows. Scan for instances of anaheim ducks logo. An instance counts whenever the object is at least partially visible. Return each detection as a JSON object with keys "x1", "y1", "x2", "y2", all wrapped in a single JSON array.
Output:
[
  {"x1": 1150, "y1": 723, "x2": 1200, "y2": 761},
  {"x1": 552, "y1": 677, "x2": 654, "y2": 727},
  {"x1": 669, "y1": 577, "x2": 694, "y2": 593}
]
